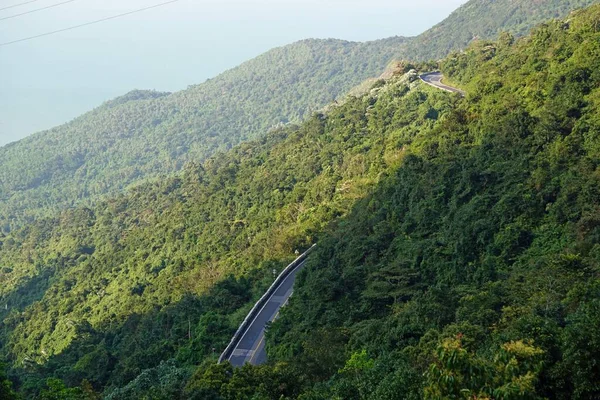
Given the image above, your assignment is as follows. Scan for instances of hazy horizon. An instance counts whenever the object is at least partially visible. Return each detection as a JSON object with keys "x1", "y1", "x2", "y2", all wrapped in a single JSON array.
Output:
[{"x1": 0, "y1": 0, "x2": 466, "y2": 147}]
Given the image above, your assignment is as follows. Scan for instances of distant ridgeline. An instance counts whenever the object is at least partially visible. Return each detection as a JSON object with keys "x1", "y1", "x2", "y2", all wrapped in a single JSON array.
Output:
[
  {"x1": 1, "y1": 0, "x2": 598, "y2": 232},
  {"x1": 0, "y1": 4, "x2": 599, "y2": 398},
  {"x1": 399, "y1": 0, "x2": 600, "y2": 60},
  {"x1": 0, "y1": 37, "x2": 408, "y2": 229}
]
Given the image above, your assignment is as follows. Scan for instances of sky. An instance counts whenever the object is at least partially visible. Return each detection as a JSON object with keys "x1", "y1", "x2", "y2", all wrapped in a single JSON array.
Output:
[{"x1": 0, "y1": 0, "x2": 466, "y2": 147}]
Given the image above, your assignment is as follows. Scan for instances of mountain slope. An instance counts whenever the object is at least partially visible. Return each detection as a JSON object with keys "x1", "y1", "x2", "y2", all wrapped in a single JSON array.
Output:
[
  {"x1": 400, "y1": 0, "x2": 600, "y2": 60},
  {"x1": 2, "y1": 0, "x2": 598, "y2": 231},
  {"x1": 0, "y1": 68, "x2": 450, "y2": 396},
  {"x1": 0, "y1": 37, "x2": 407, "y2": 227},
  {"x1": 262, "y1": 6, "x2": 600, "y2": 399}
]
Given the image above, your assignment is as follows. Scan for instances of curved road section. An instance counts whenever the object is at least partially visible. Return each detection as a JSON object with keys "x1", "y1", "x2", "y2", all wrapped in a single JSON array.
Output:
[
  {"x1": 228, "y1": 261, "x2": 305, "y2": 366},
  {"x1": 219, "y1": 245, "x2": 315, "y2": 367},
  {"x1": 420, "y1": 71, "x2": 465, "y2": 96}
]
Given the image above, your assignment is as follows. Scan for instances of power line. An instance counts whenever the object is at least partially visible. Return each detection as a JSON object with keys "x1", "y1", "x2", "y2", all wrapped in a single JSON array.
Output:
[
  {"x1": 0, "y1": 0, "x2": 40, "y2": 12},
  {"x1": 0, "y1": 0, "x2": 78, "y2": 22},
  {"x1": 0, "y1": 0, "x2": 181, "y2": 48}
]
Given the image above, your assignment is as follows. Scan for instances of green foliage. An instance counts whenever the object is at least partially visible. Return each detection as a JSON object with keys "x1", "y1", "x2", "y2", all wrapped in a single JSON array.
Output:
[
  {"x1": 424, "y1": 336, "x2": 544, "y2": 399},
  {"x1": 399, "y1": 0, "x2": 600, "y2": 61},
  {"x1": 103, "y1": 360, "x2": 189, "y2": 400},
  {"x1": 0, "y1": 362, "x2": 17, "y2": 400},
  {"x1": 185, "y1": 361, "x2": 303, "y2": 400},
  {"x1": 39, "y1": 378, "x2": 84, "y2": 400},
  {"x1": 559, "y1": 282, "x2": 600, "y2": 398}
]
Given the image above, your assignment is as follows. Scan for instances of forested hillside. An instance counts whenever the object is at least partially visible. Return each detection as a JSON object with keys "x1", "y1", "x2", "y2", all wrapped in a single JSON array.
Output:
[
  {"x1": 0, "y1": 37, "x2": 407, "y2": 228},
  {"x1": 2, "y1": 0, "x2": 597, "y2": 232},
  {"x1": 1, "y1": 4, "x2": 600, "y2": 398},
  {"x1": 400, "y1": 0, "x2": 600, "y2": 60},
  {"x1": 0, "y1": 66, "x2": 448, "y2": 397},
  {"x1": 263, "y1": 7, "x2": 600, "y2": 399}
]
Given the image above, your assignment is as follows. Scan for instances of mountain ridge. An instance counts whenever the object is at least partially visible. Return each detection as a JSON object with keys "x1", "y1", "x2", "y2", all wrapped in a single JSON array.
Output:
[
  {"x1": 0, "y1": 37, "x2": 408, "y2": 228},
  {"x1": 2, "y1": 0, "x2": 599, "y2": 230}
]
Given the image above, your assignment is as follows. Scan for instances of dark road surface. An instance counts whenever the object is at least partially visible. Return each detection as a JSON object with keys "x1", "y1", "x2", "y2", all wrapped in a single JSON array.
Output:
[
  {"x1": 420, "y1": 71, "x2": 465, "y2": 96},
  {"x1": 227, "y1": 261, "x2": 306, "y2": 367}
]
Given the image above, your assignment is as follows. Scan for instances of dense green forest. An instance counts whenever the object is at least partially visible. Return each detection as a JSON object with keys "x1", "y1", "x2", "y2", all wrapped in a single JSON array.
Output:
[
  {"x1": 1, "y1": 3, "x2": 600, "y2": 398},
  {"x1": 2, "y1": 0, "x2": 596, "y2": 232},
  {"x1": 399, "y1": 0, "x2": 600, "y2": 60},
  {"x1": 265, "y1": 6, "x2": 600, "y2": 399},
  {"x1": 0, "y1": 37, "x2": 407, "y2": 228}
]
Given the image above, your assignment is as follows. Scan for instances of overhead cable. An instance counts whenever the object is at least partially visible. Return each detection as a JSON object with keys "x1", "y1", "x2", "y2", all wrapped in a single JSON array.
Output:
[
  {"x1": 0, "y1": 0, "x2": 40, "y2": 12},
  {"x1": 0, "y1": 0, "x2": 181, "y2": 47},
  {"x1": 0, "y1": 0, "x2": 78, "y2": 22}
]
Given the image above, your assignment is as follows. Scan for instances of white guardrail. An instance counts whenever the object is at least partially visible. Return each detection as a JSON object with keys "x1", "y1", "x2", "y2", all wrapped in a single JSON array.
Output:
[{"x1": 218, "y1": 244, "x2": 317, "y2": 363}]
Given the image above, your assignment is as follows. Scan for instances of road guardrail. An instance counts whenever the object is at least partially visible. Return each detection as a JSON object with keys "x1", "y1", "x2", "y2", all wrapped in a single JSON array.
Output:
[{"x1": 218, "y1": 244, "x2": 317, "y2": 363}]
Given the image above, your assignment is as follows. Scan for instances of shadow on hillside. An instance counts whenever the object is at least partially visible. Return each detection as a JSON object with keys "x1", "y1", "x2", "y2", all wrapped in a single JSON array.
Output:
[
  {"x1": 6, "y1": 264, "x2": 291, "y2": 396},
  {"x1": 263, "y1": 124, "x2": 534, "y2": 371},
  {"x1": 6, "y1": 153, "x2": 451, "y2": 397},
  {"x1": 0, "y1": 267, "x2": 54, "y2": 318}
]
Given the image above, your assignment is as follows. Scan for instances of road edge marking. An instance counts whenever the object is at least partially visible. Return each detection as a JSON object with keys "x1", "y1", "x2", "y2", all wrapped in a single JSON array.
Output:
[{"x1": 228, "y1": 261, "x2": 305, "y2": 363}]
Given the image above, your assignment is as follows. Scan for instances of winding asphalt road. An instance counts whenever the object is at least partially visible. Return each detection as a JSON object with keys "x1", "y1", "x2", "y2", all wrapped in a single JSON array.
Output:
[
  {"x1": 420, "y1": 71, "x2": 465, "y2": 96},
  {"x1": 226, "y1": 261, "x2": 306, "y2": 367}
]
